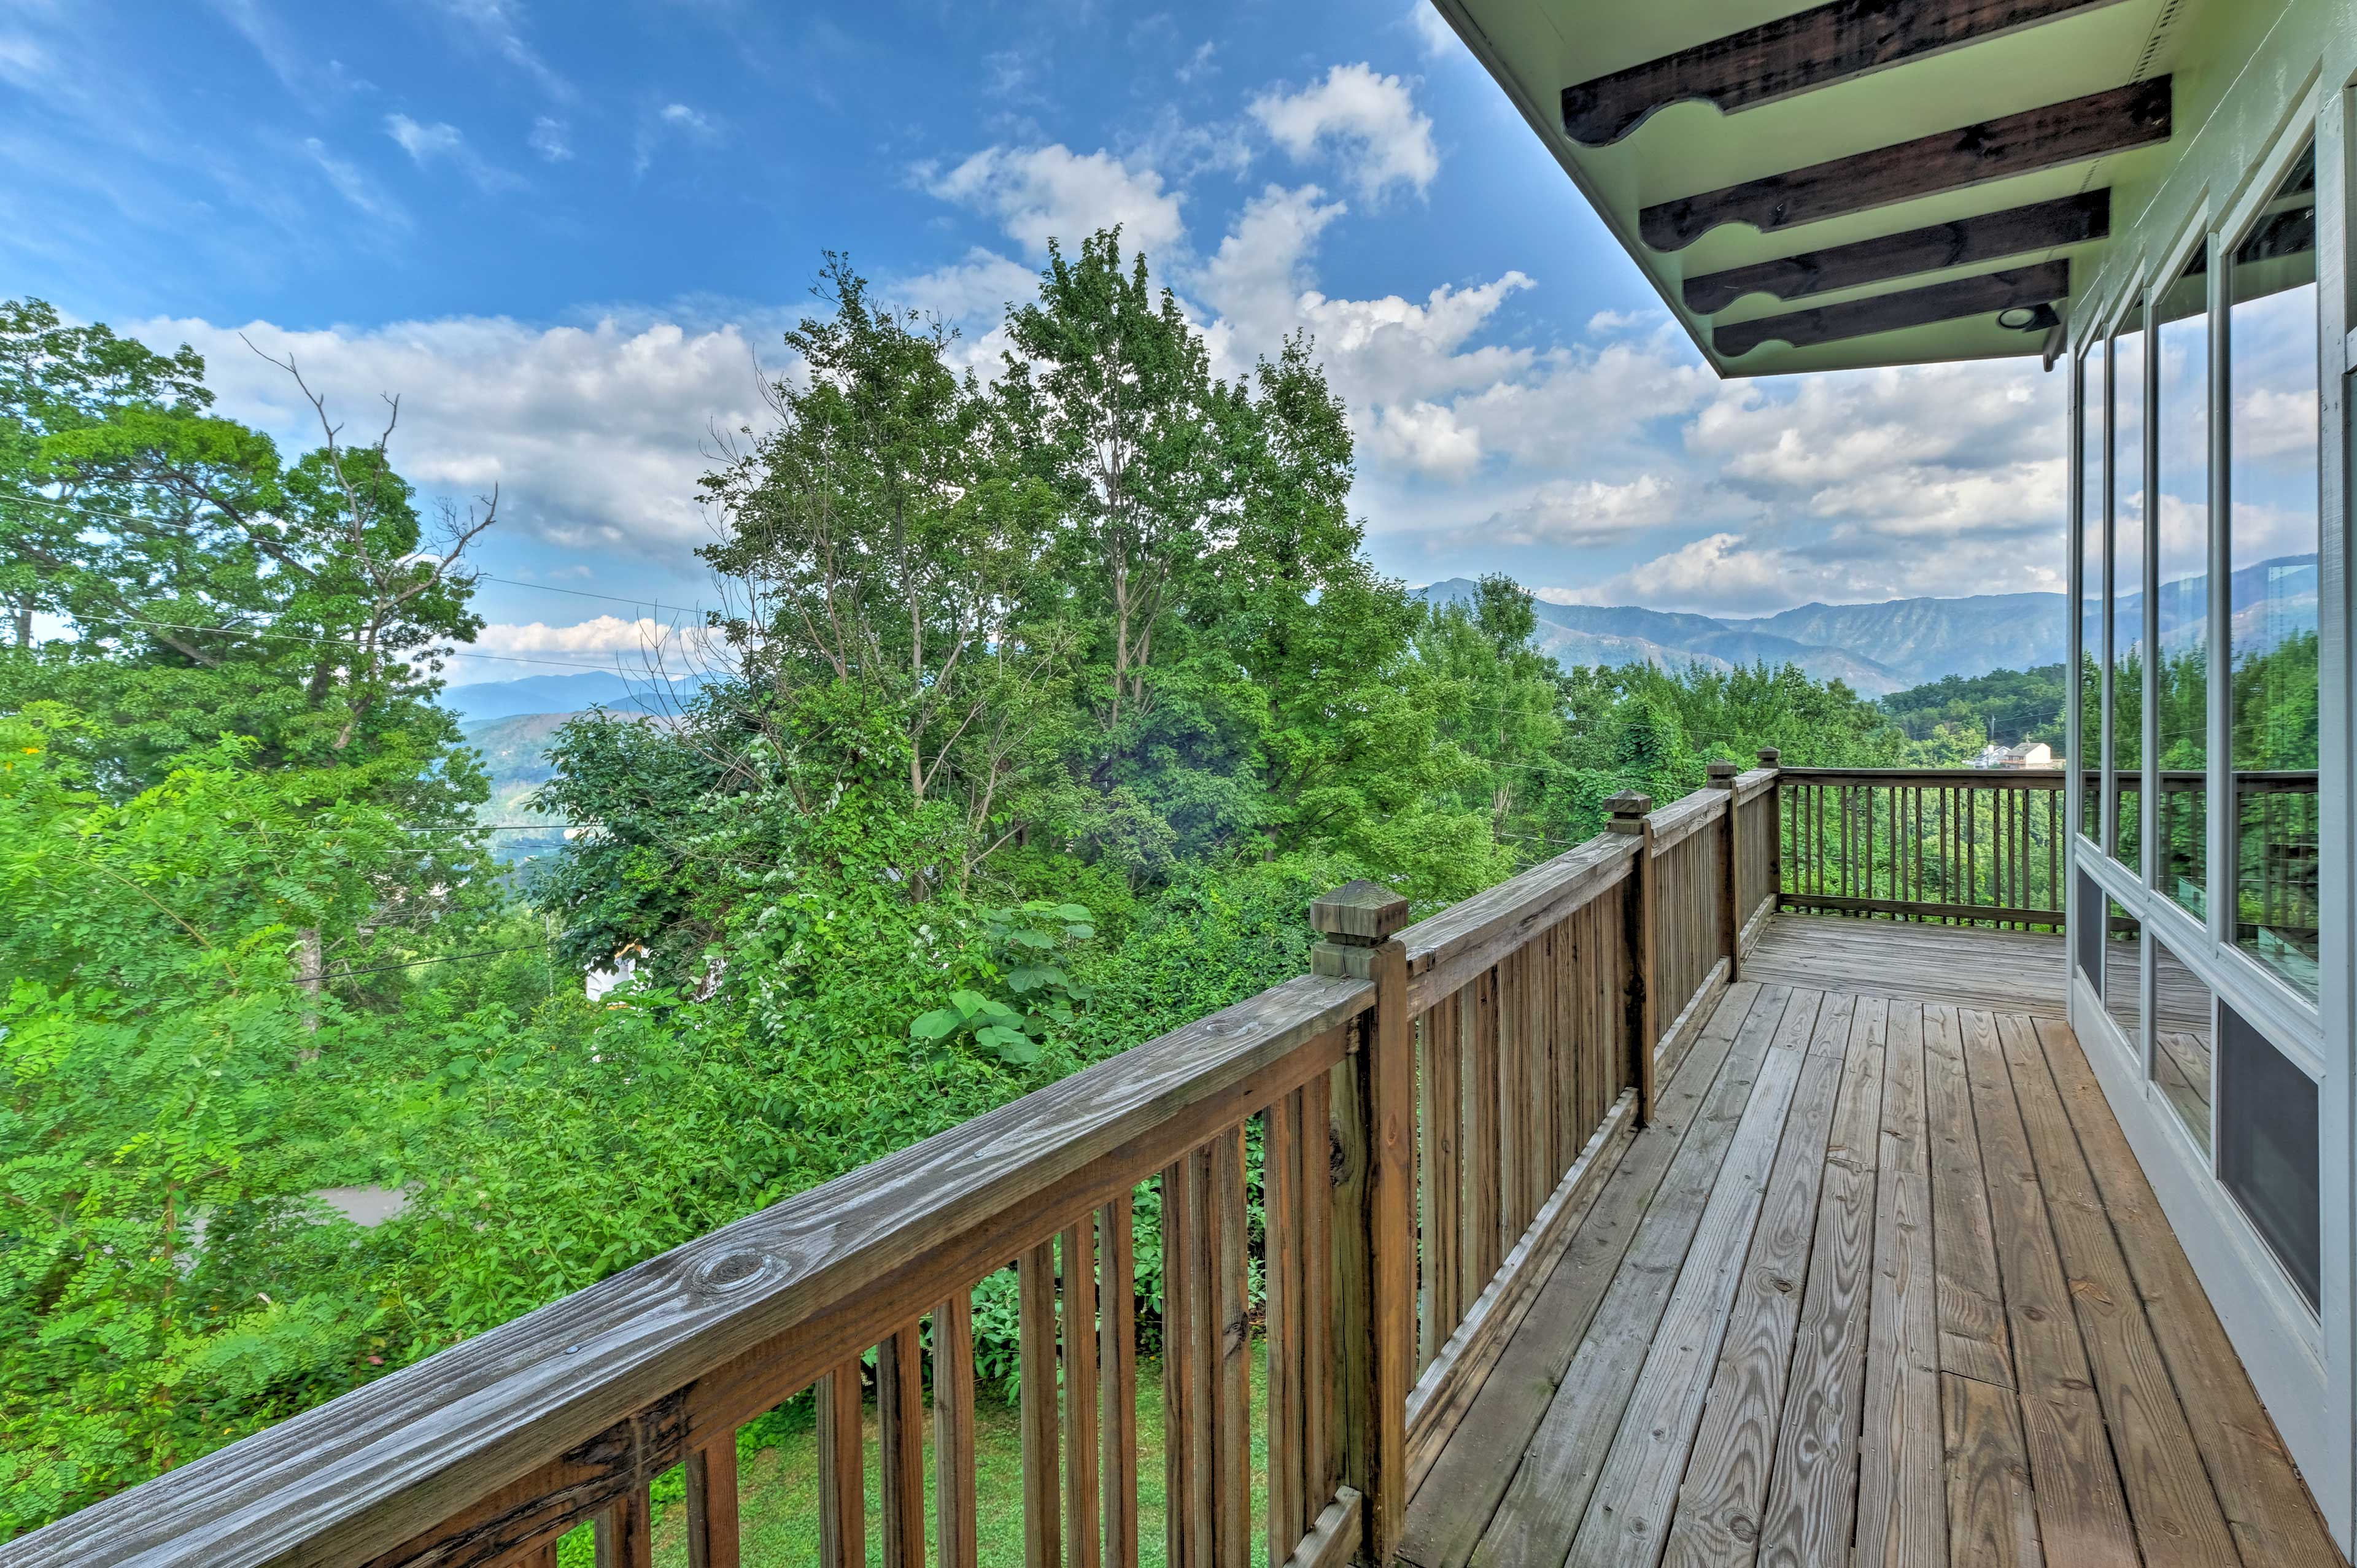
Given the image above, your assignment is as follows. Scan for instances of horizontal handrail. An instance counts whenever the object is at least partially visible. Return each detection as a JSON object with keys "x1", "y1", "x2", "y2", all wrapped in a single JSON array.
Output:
[
  {"x1": 12, "y1": 975, "x2": 1372, "y2": 1568},
  {"x1": 16, "y1": 764, "x2": 1806, "y2": 1568}
]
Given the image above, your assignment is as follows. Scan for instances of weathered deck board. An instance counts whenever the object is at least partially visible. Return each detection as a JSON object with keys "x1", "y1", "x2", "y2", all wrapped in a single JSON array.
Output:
[
  {"x1": 1391, "y1": 982, "x2": 1765, "y2": 1568},
  {"x1": 1440, "y1": 986, "x2": 1789, "y2": 1567},
  {"x1": 1659, "y1": 996, "x2": 1842, "y2": 1568},
  {"x1": 1745, "y1": 917, "x2": 2065, "y2": 1015},
  {"x1": 1396, "y1": 916, "x2": 2334, "y2": 1568}
]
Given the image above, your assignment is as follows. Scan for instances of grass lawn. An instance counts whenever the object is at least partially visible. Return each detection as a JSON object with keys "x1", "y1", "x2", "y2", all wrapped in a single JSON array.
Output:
[{"x1": 554, "y1": 1343, "x2": 1274, "y2": 1567}]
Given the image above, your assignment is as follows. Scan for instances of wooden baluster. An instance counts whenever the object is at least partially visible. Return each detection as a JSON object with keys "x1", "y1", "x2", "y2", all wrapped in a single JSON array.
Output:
[
  {"x1": 594, "y1": 1485, "x2": 652, "y2": 1568},
  {"x1": 1210, "y1": 1128, "x2": 1251, "y2": 1568},
  {"x1": 1021, "y1": 1241, "x2": 1062, "y2": 1568},
  {"x1": 879, "y1": 1321, "x2": 926, "y2": 1568},
  {"x1": 1101, "y1": 1193, "x2": 1139, "y2": 1568},
  {"x1": 520, "y1": 1545, "x2": 558, "y2": 1568},
  {"x1": 1493, "y1": 952, "x2": 1522, "y2": 1241},
  {"x1": 685, "y1": 1435, "x2": 741, "y2": 1568},
  {"x1": 1550, "y1": 922, "x2": 1577, "y2": 1172},
  {"x1": 1063, "y1": 1217, "x2": 1102, "y2": 1568},
  {"x1": 1711, "y1": 761, "x2": 1741, "y2": 979},
  {"x1": 1416, "y1": 996, "x2": 1461, "y2": 1370},
  {"x1": 1759, "y1": 749, "x2": 1778, "y2": 905},
  {"x1": 1266, "y1": 1093, "x2": 1304, "y2": 1562},
  {"x1": 1465, "y1": 968, "x2": 1501, "y2": 1283},
  {"x1": 1522, "y1": 933, "x2": 1550, "y2": 1216},
  {"x1": 937, "y1": 1289, "x2": 981, "y2": 1568},
  {"x1": 1161, "y1": 1157, "x2": 1202, "y2": 1568},
  {"x1": 1309, "y1": 880, "x2": 1414, "y2": 1564},
  {"x1": 1300, "y1": 1069, "x2": 1334, "y2": 1507},
  {"x1": 1606, "y1": 794, "x2": 1660, "y2": 1126},
  {"x1": 818, "y1": 1361, "x2": 865, "y2": 1568}
]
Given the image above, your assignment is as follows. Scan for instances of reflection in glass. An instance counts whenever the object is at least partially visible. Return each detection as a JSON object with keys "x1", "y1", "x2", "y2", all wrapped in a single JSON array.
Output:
[
  {"x1": 2150, "y1": 940, "x2": 2213, "y2": 1154},
  {"x1": 2103, "y1": 895, "x2": 2142, "y2": 1048},
  {"x1": 2227, "y1": 141, "x2": 2320, "y2": 999},
  {"x1": 2110, "y1": 326, "x2": 2146, "y2": 873},
  {"x1": 2080, "y1": 350, "x2": 2105, "y2": 844},
  {"x1": 2153, "y1": 249, "x2": 2210, "y2": 917},
  {"x1": 2220, "y1": 1001, "x2": 2320, "y2": 1310}
]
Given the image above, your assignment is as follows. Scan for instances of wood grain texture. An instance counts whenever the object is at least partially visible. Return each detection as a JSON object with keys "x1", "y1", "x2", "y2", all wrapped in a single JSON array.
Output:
[
  {"x1": 1266, "y1": 1095, "x2": 1305, "y2": 1565},
  {"x1": 935, "y1": 1292, "x2": 981, "y2": 1568},
  {"x1": 1942, "y1": 1370, "x2": 2043, "y2": 1568},
  {"x1": 1560, "y1": 0, "x2": 2128, "y2": 145},
  {"x1": 1099, "y1": 1194, "x2": 1139, "y2": 1568},
  {"x1": 1406, "y1": 1089, "x2": 1638, "y2": 1491},
  {"x1": 683, "y1": 1440, "x2": 740, "y2": 1568},
  {"x1": 592, "y1": 1486, "x2": 651, "y2": 1568},
  {"x1": 1398, "y1": 837, "x2": 1638, "y2": 1017},
  {"x1": 1852, "y1": 1004, "x2": 1944, "y2": 1568},
  {"x1": 1660, "y1": 992, "x2": 1839, "y2": 1568},
  {"x1": 1393, "y1": 980, "x2": 1762, "y2": 1568},
  {"x1": 1715, "y1": 259, "x2": 2069, "y2": 358},
  {"x1": 1021, "y1": 1243, "x2": 1063, "y2": 1568},
  {"x1": 1455, "y1": 984, "x2": 1787, "y2": 1567},
  {"x1": 1062, "y1": 1221, "x2": 1102, "y2": 1568},
  {"x1": 1210, "y1": 1129, "x2": 1252, "y2": 1568},
  {"x1": 878, "y1": 1323, "x2": 927, "y2": 1568},
  {"x1": 1684, "y1": 191, "x2": 2110, "y2": 312},
  {"x1": 1960, "y1": 1009, "x2": 2135, "y2": 1567},
  {"x1": 1561, "y1": 989, "x2": 1808, "y2": 1568},
  {"x1": 1754, "y1": 999, "x2": 1884, "y2": 1568},
  {"x1": 1639, "y1": 79, "x2": 2170, "y2": 251},
  {"x1": 2032, "y1": 1019, "x2": 2341, "y2": 1566},
  {"x1": 817, "y1": 1364, "x2": 865, "y2": 1568},
  {"x1": 1995, "y1": 1014, "x2": 2235, "y2": 1566},
  {"x1": 1624, "y1": 813, "x2": 1662, "y2": 1125}
]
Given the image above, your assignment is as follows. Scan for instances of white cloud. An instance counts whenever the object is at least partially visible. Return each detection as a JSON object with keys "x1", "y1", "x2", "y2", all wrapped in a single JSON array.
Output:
[
  {"x1": 528, "y1": 115, "x2": 572, "y2": 162},
  {"x1": 924, "y1": 144, "x2": 1185, "y2": 261},
  {"x1": 1371, "y1": 401, "x2": 1482, "y2": 479},
  {"x1": 474, "y1": 615, "x2": 675, "y2": 657},
  {"x1": 633, "y1": 101, "x2": 723, "y2": 176},
  {"x1": 301, "y1": 137, "x2": 409, "y2": 228},
  {"x1": 128, "y1": 312, "x2": 773, "y2": 551},
  {"x1": 1177, "y1": 41, "x2": 1218, "y2": 85},
  {"x1": 1480, "y1": 474, "x2": 1686, "y2": 547},
  {"x1": 385, "y1": 114, "x2": 521, "y2": 193},
  {"x1": 1250, "y1": 63, "x2": 1438, "y2": 202},
  {"x1": 426, "y1": 0, "x2": 571, "y2": 101},
  {"x1": 1406, "y1": 4, "x2": 1461, "y2": 58}
]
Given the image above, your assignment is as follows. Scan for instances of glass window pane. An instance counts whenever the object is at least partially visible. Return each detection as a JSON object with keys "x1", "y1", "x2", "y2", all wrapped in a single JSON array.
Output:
[
  {"x1": 2080, "y1": 353, "x2": 2105, "y2": 843},
  {"x1": 2103, "y1": 895, "x2": 2142, "y2": 1047},
  {"x1": 2110, "y1": 326, "x2": 2146, "y2": 874},
  {"x1": 2220, "y1": 1000, "x2": 2320, "y2": 1310},
  {"x1": 2227, "y1": 140, "x2": 2320, "y2": 1000},
  {"x1": 2151, "y1": 940, "x2": 2213, "y2": 1154},
  {"x1": 2153, "y1": 249, "x2": 2210, "y2": 918}
]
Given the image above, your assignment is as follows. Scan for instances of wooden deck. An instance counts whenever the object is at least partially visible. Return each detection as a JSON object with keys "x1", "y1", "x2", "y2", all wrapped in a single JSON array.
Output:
[{"x1": 1398, "y1": 916, "x2": 2341, "y2": 1568}]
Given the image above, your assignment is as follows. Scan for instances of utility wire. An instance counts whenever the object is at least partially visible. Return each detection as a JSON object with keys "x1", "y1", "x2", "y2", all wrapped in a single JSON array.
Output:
[{"x1": 292, "y1": 940, "x2": 557, "y2": 985}]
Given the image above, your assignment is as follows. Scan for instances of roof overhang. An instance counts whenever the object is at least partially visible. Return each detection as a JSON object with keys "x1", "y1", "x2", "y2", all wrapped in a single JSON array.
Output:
[{"x1": 1433, "y1": 0, "x2": 2198, "y2": 376}]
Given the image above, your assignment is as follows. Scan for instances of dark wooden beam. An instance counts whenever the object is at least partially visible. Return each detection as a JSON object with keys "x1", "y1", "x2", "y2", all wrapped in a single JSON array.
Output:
[
  {"x1": 1640, "y1": 78, "x2": 2168, "y2": 252},
  {"x1": 1683, "y1": 190, "x2": 2108, "y2": 314},
  {"x1": 1562, "y1": 0, "x2": 2130, "y2": 147},
  {"x1": 1714, "y1": 258, "x2": 2069, "y2": 357}
]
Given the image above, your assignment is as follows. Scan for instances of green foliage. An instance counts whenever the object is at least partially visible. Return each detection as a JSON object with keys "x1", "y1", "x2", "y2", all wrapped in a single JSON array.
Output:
[
  {"x1": 1880, "y1": 664, "x2": 2065, "y2": 749},
  {"x1": 0, "y1": 260, "x2": 1976, "y2": 1545}
]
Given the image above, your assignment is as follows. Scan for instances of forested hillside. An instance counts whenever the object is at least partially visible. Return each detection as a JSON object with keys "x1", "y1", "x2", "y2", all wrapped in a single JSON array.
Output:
[{"x1": 0, "y1": 250, "x2": 1973, "y2": 1540}]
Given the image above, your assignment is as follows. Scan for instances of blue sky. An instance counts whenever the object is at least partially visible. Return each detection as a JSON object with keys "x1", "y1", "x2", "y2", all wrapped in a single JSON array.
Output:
[{"x1": 2, "y1": 0, "x2": 2069, "y2": 684}]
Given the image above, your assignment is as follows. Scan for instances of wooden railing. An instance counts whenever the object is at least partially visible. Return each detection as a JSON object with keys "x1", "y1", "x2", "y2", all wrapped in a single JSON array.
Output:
[
  {"x1": 1773, "y1": 760, "x2": 2065, "y2": 932},
  {"x1": 4, "y1": 762, "x2": 1784, "y2": 1568}
]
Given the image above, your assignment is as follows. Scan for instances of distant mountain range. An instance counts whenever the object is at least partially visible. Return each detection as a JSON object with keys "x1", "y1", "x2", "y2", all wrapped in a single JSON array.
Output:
[
  {"x1": 441, "y1": 671, "x2": 699, "y2": 723},
  {"x1": 1418, "y1": 580, "x2": 2067, "y2": 695}
]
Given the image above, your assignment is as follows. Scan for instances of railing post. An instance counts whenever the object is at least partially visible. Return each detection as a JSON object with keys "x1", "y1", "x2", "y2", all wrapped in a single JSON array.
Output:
[
  {"x1": 1757, "y1": 749, "x2": 1783, "y2": 910},
  {"x1": 1606, "y1": 793, "x2": 1659, "y2": 1127},
  {"x1": 1309, "y1": 880, "x2": 1412, "y2": 1567},
  {"x1": 1711, "y1": 760, "x2": 1742, "y2": 981}
]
